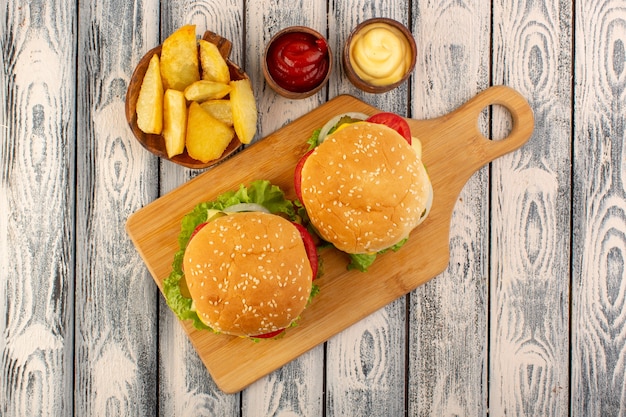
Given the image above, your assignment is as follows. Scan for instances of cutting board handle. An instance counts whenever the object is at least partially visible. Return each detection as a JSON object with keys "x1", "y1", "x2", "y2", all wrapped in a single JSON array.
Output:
[
  {"x1": 407, "y1": 85, "x2": 534, "y2": 182},
  {"x1": 461, "y1": 85, "x2": 534, "y2": 160}
]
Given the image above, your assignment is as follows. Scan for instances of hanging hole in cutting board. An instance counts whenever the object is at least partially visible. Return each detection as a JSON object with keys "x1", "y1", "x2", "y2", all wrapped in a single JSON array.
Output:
[{"x1": 479, "y1": 104, "x2": 513, "y2": 141}]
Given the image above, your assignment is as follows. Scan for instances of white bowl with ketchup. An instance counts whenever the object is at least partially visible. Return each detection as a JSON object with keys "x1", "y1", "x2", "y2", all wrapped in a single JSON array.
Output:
[
  {"x1": 343, "y1": 18, "x2": 417, "y2": 93},
  {"x1": 263, "y1": 26, "x2": 332, "y2": 99}
]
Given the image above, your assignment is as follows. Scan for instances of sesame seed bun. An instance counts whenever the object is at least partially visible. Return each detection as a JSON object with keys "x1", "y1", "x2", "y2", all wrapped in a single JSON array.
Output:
[
  {"x1": 300, "y1": 122, "x2": 432, "y2": 254},
  {"x1": 183, "y1": 212, "x2": 313, "y2": 337}
]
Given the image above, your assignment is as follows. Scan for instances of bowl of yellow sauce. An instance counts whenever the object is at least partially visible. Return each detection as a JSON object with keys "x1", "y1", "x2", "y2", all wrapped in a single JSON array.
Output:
[{"x1": 343, "y1": 18, "x2": 417, "y2": 93}]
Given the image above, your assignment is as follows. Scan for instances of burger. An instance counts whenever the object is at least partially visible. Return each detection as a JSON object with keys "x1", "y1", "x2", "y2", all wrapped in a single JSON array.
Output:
[
  {"x1": 164, "y1": 180, "x2": 319, "y2": 339},
  {"x1": 294, "y1": 112, "x2": 433, "y2": 271}
]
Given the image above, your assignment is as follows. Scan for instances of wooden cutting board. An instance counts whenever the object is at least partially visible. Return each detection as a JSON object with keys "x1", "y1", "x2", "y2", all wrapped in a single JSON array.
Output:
[{"x1": 125, "y1": 85, "x2": 534, "y2": 394}]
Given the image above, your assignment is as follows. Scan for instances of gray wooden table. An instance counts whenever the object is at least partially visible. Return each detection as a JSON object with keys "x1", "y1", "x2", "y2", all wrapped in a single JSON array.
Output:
[{"x1": 2, "y1": 0, "x2": 625, "y2": 416}]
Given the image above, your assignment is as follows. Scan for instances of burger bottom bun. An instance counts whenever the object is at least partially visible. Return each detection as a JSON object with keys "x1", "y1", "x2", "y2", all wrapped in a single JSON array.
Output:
[
  {"x1": 183, "y1": 212, "x2": 313, "y2": 337},
  {"x1": 301, "y1": 122, "x2": 432, "y2": 254}
]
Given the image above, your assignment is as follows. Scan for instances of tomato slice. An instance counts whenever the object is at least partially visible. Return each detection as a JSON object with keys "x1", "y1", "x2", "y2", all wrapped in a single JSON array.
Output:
[
  {"x1": 182, "y1": 222, "x2": 208, "y2": 273},
  {"x1": 189, "y1": 222, "x2": 208, "y2": 241},
  {"x1": 291, "y1": 221, "x2": 319, "y2": 279},
  {"x1": 294, "y1": 149, "x2": 314, "y2": 203},
  {"x1": 366, "y1": 112, "x2": 412, "y2": 144},
  {"x1": 252, "y1": 328, "x2": 285, "y2": 339}
]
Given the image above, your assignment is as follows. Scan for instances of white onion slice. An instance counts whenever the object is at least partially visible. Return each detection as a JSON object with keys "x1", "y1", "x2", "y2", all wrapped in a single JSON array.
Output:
[
  {"x1": 223, "y1": 203, "x2": 271, "y2": 213},
  {"x1": 416, "y1": 180, "x2": 434, "y2": 226},
  {"x1": 318, "y1": 112, "x2": 370, "y2": 144},
  {"x1": 411, "y1": 137, "x2": 422, "y2": 160}
]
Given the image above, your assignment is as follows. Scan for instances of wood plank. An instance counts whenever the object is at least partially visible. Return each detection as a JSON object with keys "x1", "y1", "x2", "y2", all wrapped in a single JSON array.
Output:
[
  {"x1": 246, "y1": 0, "x2": 329, "y2": 137},
  {"x1": 407, "y1": 1, "x2": 491, "y2": 415},
  {"x1": 572, "y1": 1, "x2": 626, "y2": 416},
  {"x1": 73, "y1": 2, "x2": 160, "y2": 415},
  {"x1": 241, "y1": 1, "x2": 327, "y2": 414},
  {"x1": 126, "y1": 88, "x2": 534, "y2": 394},
  {"x1": 490, "y1": 1, "x2": 572, "y2": 415},
  {"x1": 157, "y1": 2, "x2": 244, "y2": 415},
  {"x1": 0, "y1": 2, "x2": 76, "y2": 415},
  {"x1": 325, "y1": 1, "x2": 411, "y2": 416}
]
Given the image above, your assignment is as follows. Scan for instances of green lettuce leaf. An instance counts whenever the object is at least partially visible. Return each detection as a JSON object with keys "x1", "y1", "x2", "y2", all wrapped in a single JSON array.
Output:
[
  {"x1": 306, "y1": 128, "x2": 321, "y2": 150},
  {"x1": 306, "y1": 116, "x2": 364, "y2": 150},
  {"x1": 332, "y1": 115, "x2": 362, "y2": 132},
  {"x1": 347, "y1": 253, "x2": 377, "y2": 272},
  {"x1": 164, "y1": 180, "x2": 297, "y2": 330},
  {"x1": 308, "y1": 283, "x2": 320, "y2": 305},
  {"x1": 347, "y1": 238, "x2": 409, "y2": 272}
]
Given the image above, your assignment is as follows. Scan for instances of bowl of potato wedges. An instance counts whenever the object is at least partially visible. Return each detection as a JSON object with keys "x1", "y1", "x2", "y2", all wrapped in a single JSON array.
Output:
[{"x1": 125, "y1": 25, "x2": 258, "y2": 169}]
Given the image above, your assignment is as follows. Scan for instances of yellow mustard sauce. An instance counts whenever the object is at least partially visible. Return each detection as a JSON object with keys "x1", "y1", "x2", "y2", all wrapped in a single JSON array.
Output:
[{"x1": 349, "y1": 22, "x2": 413, "y2": 86}]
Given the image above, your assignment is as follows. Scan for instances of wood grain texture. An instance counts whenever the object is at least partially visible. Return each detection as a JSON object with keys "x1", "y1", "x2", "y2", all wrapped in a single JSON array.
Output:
[
  {"x1": 242, "y1": 1, "x2": 328, "y2": 415},
  {"x1": 325, "y1": 300, "x2": 406, "y2": 417},
  {"x1": 490, "y1": 0, "x2": 572, "y2": 415},
  {"x1": 408, "y1": 1, "x2": 490, "y2": 416},
  {"x1": 159, "y1": 303, "x2": 239, "y2": 417},
  {"x1": 572, "y1": 1, "x2": 626, "y2": 416},
  {"x1": 0, "y1": 2, "x2": 76, "y2": 416},
  {"x1": 242, "y1": 348, "x2": 323, "y2": 417},
  {"x1": 74, "y1": 1, "x2": 160, "y2": 415},
  {"x1": 325, "y1": 1, "x2": 411, "y2": 416},
  {"x1": 157, "y1": 2, "x2": 245, "y2": 415}
]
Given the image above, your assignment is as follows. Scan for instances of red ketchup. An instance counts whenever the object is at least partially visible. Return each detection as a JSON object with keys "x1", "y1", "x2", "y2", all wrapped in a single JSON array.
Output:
[{"x1": 266, "y1": 32, "x2": 329, "y2": 93}]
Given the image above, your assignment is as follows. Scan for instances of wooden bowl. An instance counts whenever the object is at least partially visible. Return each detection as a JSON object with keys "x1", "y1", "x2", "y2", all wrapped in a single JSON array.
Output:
[
  {"x1": 125, "y1": 31, "x2": 247, "y2": 169},
  {"x1": 343, "y1": 18, "x2": 417, "y2": 94},
  {"x1": 262, "y1": 26, "x2": 332, "y2": 99}
]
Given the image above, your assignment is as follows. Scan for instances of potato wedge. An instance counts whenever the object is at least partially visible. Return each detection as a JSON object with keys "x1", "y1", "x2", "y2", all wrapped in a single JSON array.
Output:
[
  {"x1": 229, "y1": 79, "x2": 257, "y2": 144},
  {"x1": 162, "y1": 89, "x2": 187, "y2": 158},
  {"x1": 199, "y1": 99, "x2": 233, "y2": 126},
  {"x1": 186, "y1": 102, "x2": 234, "y2": 162},
  {"x1": 199, "y1": 40, "x2": 231, "y2": 84},
  {"x1": 160, "y1": 24, "x2": 200, "y2": 91},
  {"x1": 136, "y1": 54, "x2": 164, "y2": 134},
  {"x1": 184, "y1": 80, "x2": 231, "y2": 102}
]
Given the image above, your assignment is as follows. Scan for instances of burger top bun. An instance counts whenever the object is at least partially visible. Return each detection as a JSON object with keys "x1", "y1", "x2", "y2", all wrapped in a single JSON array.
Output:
[
  {"x1": 300, "y1": 122, "x2": 431, "y2": 254},
  {"x1": 183, "y1": 212, "x2": 313, "y2": 337}
]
